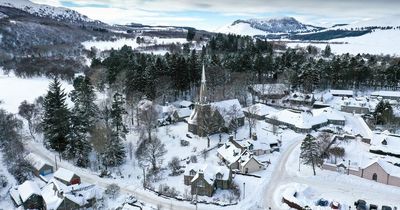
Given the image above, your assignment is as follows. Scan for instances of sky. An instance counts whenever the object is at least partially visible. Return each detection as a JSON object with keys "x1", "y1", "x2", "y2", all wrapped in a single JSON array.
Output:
[{"x1": 32, "y1": 0, "x2": 400, "y2": 30}]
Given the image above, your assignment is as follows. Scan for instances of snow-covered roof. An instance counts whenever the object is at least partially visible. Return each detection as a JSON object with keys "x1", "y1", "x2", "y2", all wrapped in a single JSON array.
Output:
[
  {"x1": 267, "y1": 109, "x2": 327, "y2": 129},
  {"x1": 371, "y1": 91, "x2": 400, "y2": 98},
  {"x1": 238, "y1": 150, "x2": 264, "y2": 168},
  {"x1": 242, "y1": 103, "x2": 278, "y2": 116},
  {"x1": 330, "y1": 89, "x2": 354, "y2": 96},
  {"x1": 41, "y1": 182, "x2": 63, "y2": 209},
  {"x1": 18, "y1": 180, "x2": 41, "y2": 202},
  {"x1": 362, "y1": 159, "x2": 400, "y2": 178},
  {"x1": 25, "y1": 153, "x2": 51, "y2": 171},
  {"x1": 54, "y1": 168, "x2": 76, "y2": 182},
  {"x1": 251, "y1": 84, "x2": 288, "y2": 95},
  {"x1": 217, "y1": 140, "x2": 244, "y2": 165},
  {"x1": 188, "y1": 164, "x2": 231, "y2": 185},
  {"x1": 288, "y1": 92, "x2": 314, "y2": 102},
  {"x1": 176, "y1": 108, "x2": 192, "y2": 118},
  {"x1": 370, "y1": 131, "x2": 400, "y2": 156},
  {"x1": 211, "y1": 99, "x2": 244, "y2": 125},
  {"x1": 9, "y1": 186, "x2": 22, "y2": 206},
  {"x1": 179, "y1": 100, "x2": 194, "y2": 107},
  {"x1": 312, "y1": 107, "x2": 345, "y2": 122}
]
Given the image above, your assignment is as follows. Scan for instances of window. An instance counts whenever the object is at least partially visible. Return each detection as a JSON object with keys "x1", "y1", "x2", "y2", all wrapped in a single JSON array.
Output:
[
  {"x1": 190, "y1": 170, "x2": 196, "y2": 176},
  {"x1": 372, "y1": 173, "x2": 378, "y2": 181},
  {"x1": 216, "y1": 173, "x2": 223, "y2": 180},
  {"x1": 197, "y1": 180, "x2": 205, "y2": 187}
]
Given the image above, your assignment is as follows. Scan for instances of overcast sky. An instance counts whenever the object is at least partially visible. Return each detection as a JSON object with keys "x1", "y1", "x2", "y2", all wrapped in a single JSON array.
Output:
[{"x1": 33, "y1": 0, "x2": 400, "y2": 30}]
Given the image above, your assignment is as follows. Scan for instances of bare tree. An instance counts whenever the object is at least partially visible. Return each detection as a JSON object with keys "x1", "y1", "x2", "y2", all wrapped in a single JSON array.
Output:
[
  {"x1": 328, "y1": 146, "x2": 345, "y2": 164},
  {"x1": 137, "y1": 99, "x2": 159, "y2": 142},
  {"x1": 168, "y1": 156, "x2": 181, "y2": 176},
  {"x1": 18, "y1": 100, "x2": 37, "y2": 140},
  {"x1": 137, "y1": 137, "x2": 167, "y2": 171},
  {"x1": 317, "y1": 132, "x2": 332, "y2": 157},
  {"x1": 226, "y1": 104, "x2": 242, "y2": 139},
  {"x1": 245, "y1": 105, "x2": 259, "y2": 138}
]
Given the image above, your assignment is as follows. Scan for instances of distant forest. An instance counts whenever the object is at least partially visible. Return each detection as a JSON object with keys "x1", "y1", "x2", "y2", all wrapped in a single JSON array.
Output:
[{"x1": 86, "y1": 33, "x2": 400, "y2": 105}]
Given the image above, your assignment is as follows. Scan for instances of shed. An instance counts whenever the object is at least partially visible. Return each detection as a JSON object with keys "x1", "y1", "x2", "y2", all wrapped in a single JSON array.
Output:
[{"x1": 54, "y1": 168, "x2": 81, "y2": 186}]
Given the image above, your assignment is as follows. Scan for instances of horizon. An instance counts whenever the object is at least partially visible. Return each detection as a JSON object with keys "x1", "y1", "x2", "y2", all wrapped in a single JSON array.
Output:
[{"x1": 31, "y1": 0, "x2": 400, "y2": 30}]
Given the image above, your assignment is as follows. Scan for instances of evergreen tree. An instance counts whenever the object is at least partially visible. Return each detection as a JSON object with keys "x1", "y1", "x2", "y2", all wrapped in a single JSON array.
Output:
[
  {"x1": 300, "y1": 134, "x2": 322, "y2": 176},
  {"x1": 323, "y1": 44, "x2": 332, "y2": 57},
  {"x1": 42, "y1": 77, "x2": 70, "y2": 153},
  {"x1": 110, "y1": 92, "x2": 128, "y2": 137},
  {"x1": 374, "y1": 100, "x2": 394, "y2": 125},
  {"x1": 65, "y1": 76, "x2": 98, "y2": 167}
]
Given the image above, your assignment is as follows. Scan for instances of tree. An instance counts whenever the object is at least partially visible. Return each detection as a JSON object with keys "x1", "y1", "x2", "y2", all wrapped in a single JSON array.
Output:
[
  {"x1": 65, "y1": 76, "x2": 98, "y2": 167},
  {"x1": 138, "y1": 137, "x2": 167, "y2": 171},
  {"x1": 227, "y1": 104, "x2": 242, "y2": 139},
  {"x1": 111, "y1": 92, "x2": 128, "y2": 137},
  {"x1": 137, "y1": 99, "x2": 159, "y2": 142},
  {"x1": 168, "y1": 156, "x2": 181, "y2": 176},
  {"x1": 323, "y1": 45, "x2": 331, "y2": 57},
  {"x1": 374, "y1": 100, "x2": 394, "y2": 125},
  {"x1": 42, "y1": 77, "x2": 70, "y2": 153},
  {"x1": 300, "y1": 134, "x2": 322, "y2": 176},
  {"x1": 105, "y1": 183, "x2": 120, "y2": 199},
  {"x1": 186, "y1": 28, "x2": 196, "y2": 41},
  {"x1": 18, "y1": 100, "x2": 37, "y2": 140},
  {"x1": 102, "y1": 132, "x2": 126, "y2": 168},
  {"x1": 328, "y1": 146, "x2": 345, "y2": 164}
]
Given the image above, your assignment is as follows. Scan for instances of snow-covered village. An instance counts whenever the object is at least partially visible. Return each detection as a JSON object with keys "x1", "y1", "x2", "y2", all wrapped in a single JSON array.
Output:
[{"x1": 1, "y1": 0, "x2": 400, "y2": 210}]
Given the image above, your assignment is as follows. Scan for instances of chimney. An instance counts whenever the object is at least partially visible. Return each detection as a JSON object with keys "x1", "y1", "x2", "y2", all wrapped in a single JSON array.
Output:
[
  {"x1": 229, "y1": 135, "x2": 234, "y2": 141},
  {"x1": 252, "y1": 133, "x2": 257, "y2": 141}
]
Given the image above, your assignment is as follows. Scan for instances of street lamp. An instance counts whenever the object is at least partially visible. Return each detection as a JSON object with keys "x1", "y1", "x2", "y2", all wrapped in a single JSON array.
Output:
[{"x1": 243, "y1": 182, "x2": 246, "y2": 200}]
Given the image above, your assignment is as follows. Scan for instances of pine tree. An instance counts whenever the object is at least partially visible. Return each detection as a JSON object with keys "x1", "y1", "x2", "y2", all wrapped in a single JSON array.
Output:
[
  {"x1": 300, "y1": 134, "x2": 322, "y2": 176},
  {"x1": 42, "y1": 77, "x2": 70, "y2": 153},
  {"x1": 374, "y1": 100, "x2": 394, "y2": 125},
  {"x1": 102, "y1": 92, "x2": 127, "y2": 168},
  {"x1": 65, "y1": 76, "x2": 98, "y2": 167}
]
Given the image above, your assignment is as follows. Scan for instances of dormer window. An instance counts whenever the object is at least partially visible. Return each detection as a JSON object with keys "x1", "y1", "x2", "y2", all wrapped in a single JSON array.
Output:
[
  {"x1": 216, "y1": 173, "x2": 223, "y2": 180},
  {"x1": 190, "y1": 170, "x2": 196, "y2": 176},
  {"x1": 382, "y1": 139, "x2": 388, "y2": 145}
]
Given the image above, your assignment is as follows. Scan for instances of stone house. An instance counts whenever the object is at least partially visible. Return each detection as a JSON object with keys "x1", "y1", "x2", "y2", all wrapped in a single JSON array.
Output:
[{"x1": 184, "y1": 164, "x2": 232, "y2": 197}]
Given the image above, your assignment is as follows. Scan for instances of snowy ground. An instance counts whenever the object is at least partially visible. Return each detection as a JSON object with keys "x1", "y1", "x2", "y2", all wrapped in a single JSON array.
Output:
[
  {"x1": 287, "y1": 29, "x2": 400, "y2": 56},
  {"x1": 0, "y1": 69, "x2": 73, "y2": 114}
]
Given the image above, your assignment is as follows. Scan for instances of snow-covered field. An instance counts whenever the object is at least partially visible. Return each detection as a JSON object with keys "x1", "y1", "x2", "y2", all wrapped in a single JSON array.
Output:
[
  {"x1": 0, "y1": 69, "x2": 73, "y2": 114},
  {"x1": 287, "y1": 29, "x2": 400, "y2": 55}
]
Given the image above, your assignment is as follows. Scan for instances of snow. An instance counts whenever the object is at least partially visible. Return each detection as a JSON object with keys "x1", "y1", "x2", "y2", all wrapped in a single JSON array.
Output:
[
  {"x1": 370, "y1": 131, "x2": 400, "y2": 158},
  {"x1": 251, "y1": 84, "x2": 288, "y2": 95},
  {"x1": 287, "y1": 29, "x2": 400, "y2": 55},
  {"x1": 243, "y1": 103, "x2": 278, "y2": 117},
  {"x1": 266, "y1": 109, "x2": 328, "y2": 130},
  {"x1": 0, "y1": 69, "x2": 73, "y2": 114},
  {"x1": 0, "y1": 0, "x2": 92, "y2": 23},
  {"x1": 331, "y1": 16, "x2": 400, "y2": 30},
  {"x1": 330, "y1": 89, "x2": 354, "y2": 96},
  {"x1": 54, "y1": 167, "x2": 76, "y2": 182},
  {"x1": 18, "y1": 180, "x2": 41, "y2": 202},
  {"x1": 25, "y1": 152, "x2": 49, "y2": 171},
  {"x1": 216, "y1": 22, "x2": 268, "y2": 36},
  {"x1": 211, "y1": 99, "x2": 245, "y2": 124},
  {"x1": 371, "y1": 90, "x2": 400, "y2": 98}
]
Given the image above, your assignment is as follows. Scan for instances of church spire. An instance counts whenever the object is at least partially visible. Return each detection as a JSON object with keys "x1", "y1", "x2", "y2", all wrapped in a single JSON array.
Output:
[{"x1": 199, "y1": 64, "x2": 207, "y2": 104}]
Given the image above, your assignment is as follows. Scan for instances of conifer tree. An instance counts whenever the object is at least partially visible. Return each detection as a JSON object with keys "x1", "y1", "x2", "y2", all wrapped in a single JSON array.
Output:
[
  {"x1": 300, "y1": 134, "x2": 322, "y2": 176},
  {"x1": 42, "y1": 77, "x2": 70, "y2": 153}
]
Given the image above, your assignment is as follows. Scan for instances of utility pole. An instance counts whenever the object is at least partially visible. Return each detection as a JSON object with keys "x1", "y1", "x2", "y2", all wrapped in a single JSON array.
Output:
[{"x1": 243, "y1": 182, "x2": 246, "y2": 200}]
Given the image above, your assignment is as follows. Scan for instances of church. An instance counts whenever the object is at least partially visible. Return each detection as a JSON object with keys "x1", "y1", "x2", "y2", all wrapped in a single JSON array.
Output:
[{"x1": 188, "y1": 65, "x2": 245, "y2": 137}]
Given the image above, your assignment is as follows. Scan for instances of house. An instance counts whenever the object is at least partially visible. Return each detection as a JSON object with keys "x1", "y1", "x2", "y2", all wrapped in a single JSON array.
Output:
[
  {"x1": 322, "y1": 158, "x2": 400, "y2": 187},
  {"x1": 188, "y1": 66, "x2": 244, "y2": 137},
  {"x1": 184, "y1": 164, "x2": 232, "y2": 197},
  {"x1": 242, "y1": 103, "x2": 278, "y2": 120},
  {"x1": 369, "y1": 131, "x2": 400, "y2": 158},
  {"x1": 330, "y1": 89, "x2": 354, "y2": 98},
  {"x1": 10, "y1": 180, "x2": 45, "y2": 210},
  {"x1": 371, "y1": 91, "x2": 400, "y2": 100},
  {"x1": 25, "y1": 153, "x2": 54, "y2": 177},
  {"x1": 217, "y1": 137, "x2": 265, "y2": 173},
  {"x1": 238, "y1": 150, "x2": 265, "y2": 174},
  {"x1": 179, "y1": 100, "x2": 195, "y2": 109},
  {"x1": 41, "y1": 178, "x2": 102, "y2": 210},
  {"x1": 340, "y1": 97, "x2": 370, "y2": 114},
  {"x1": 54, "y1": 168, "x2": 80, "y2": 186},
  {"x1": 265, "y1": 108, "x2": 345, "y2": 133},
  {"x1": 286, "y1": 92, "x2": 315, "y2": 106},
  {"x1": 249, "y1": 83, "x2": 289, "y2": 100},
  {"x1": 175, "y1": 108, "x2": 192, "y2": 122}
]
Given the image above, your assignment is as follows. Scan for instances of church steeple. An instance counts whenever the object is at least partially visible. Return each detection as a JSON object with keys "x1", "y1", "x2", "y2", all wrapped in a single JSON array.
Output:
[{"x1": 199, "y1": 64, "x2": 207, "y2": 104}]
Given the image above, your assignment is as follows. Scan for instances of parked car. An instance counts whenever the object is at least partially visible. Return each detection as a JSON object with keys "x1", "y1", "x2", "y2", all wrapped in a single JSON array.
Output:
[
  {"x1": 382, "y1": 206, "x2": 392, "y2": 210},
  {"x1": 316, "y1": 198, "x2": 329, "y2": 206},
  {"x1": 354, "y1": 199, "x2": 367, "y2": 210},
  {"x1": 330, "y1": 201, "x2": 340, "y2": 209},
  {"x1": 369, "y1": 204, "x2": 378, "y2": 210}
]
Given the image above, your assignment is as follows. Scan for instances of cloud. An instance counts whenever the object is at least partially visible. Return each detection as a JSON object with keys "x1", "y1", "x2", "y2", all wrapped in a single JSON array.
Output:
[{"x1": 32, "y1": 0, "x2": 400, "y2": 30}]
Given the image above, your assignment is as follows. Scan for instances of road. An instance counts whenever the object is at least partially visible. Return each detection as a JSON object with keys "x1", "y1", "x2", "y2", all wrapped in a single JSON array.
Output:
[
  {"x1": 262, "y1": 136, "x2": 400, "y2": 209},
  {"x1": 25, "y1": 141, "x2": 200, "y2": 210}
]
